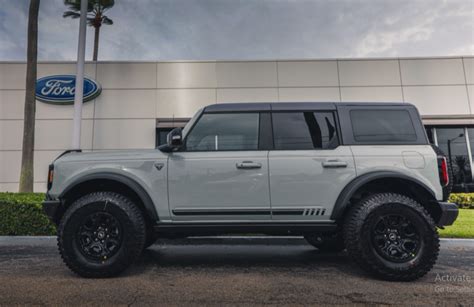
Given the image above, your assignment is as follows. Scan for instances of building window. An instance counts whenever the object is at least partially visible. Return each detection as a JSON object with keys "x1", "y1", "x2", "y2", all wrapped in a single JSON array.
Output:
[
  {"x1": 156, "y1": 118, "x2": 190, "y2": 147},
  {"x1": 426, "y1": 126, "x2": 474, "y2": 191}
]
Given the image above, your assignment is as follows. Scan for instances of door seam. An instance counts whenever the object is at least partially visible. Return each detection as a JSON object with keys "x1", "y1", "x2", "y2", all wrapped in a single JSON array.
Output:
[{"x1": 267, "y1": 150, "x2": 273, "y2": 219}]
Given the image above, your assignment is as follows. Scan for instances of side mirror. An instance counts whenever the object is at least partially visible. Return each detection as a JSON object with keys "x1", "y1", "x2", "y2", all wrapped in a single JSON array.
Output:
[{"x1": 167, "y1": 127, "x2": 183, "y2": 149}]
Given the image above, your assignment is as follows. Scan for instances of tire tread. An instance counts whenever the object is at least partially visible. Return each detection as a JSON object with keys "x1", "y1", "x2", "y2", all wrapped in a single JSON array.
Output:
[
  {"x1": 57, "y1": 191, "x2": 146, "y2": 278},
  {"x1": 343, "y1": 193, "x2": 440, "y2": 281}
]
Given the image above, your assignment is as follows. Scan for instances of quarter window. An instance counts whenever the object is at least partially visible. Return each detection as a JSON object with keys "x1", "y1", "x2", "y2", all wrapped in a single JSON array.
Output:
[
  {"x1": 350, "y1": 110, "x2": 417, "y2": 142},
  {"x1": 185, "y1": 113, "x2": 259, "y2": 151},
  {"x1": 272, "y1": 112, "x2": 338, "y2": 150}
]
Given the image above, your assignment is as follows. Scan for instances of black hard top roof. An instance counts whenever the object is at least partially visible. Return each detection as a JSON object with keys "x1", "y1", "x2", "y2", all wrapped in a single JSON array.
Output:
[{"x1": 203, "y1": 102, "x2": 414, "y2": 113}]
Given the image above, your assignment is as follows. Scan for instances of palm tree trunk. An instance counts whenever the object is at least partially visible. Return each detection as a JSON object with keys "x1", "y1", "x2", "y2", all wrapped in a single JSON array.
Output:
[
  {"x1": 19, "y1": 0, "x2": 40, "y2": 193},
  {"x1": 93, "y1": 25, "x2": 100, "y2": 61}
]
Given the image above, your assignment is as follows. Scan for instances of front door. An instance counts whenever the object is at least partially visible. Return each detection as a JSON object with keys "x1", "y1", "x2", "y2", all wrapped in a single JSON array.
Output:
[
  {"x1": 268, "y1": 111, "x2": 356, "y2": 221},
  {"x1": 168, "y1": 112, "x2": 271, "y2": 221}
]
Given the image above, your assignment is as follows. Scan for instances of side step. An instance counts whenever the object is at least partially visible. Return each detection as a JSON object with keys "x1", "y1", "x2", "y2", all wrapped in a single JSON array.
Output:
[{"x1": 153, "y1": 222, "x2": 337, "y2": 236}]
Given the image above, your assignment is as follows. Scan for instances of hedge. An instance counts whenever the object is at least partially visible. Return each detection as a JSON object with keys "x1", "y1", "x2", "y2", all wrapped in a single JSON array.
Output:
[
  {"x1": 0, "y1": 193, "x2": 56, "y2": 236},
  {"x1": 0, "y1": 192, "x2": 472, "y2": 236},
  {"x1": 448, "y1": 193, "x2": 474, "y2": 209}
]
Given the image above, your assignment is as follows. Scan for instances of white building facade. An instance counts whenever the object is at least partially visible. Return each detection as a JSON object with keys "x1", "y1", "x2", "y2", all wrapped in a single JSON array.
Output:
[{"x1": 0, "y1": 56, "x2": 473, "y2": 192}]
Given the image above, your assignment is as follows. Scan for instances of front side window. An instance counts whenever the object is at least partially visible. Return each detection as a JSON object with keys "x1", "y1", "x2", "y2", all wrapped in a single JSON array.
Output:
[
  {"x1": 185, "y1": 113, "x2": 259, "y2": 151},
  {"x1": 350, "y1": 110, "x2": 417, "y2": 142},
  {"x1": 272, "y1": 112, "x2": 338, "y2": 150}
]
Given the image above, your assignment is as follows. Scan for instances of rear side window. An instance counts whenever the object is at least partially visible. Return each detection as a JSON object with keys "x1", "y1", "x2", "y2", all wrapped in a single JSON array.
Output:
[
  {"x1": 350, "y1": 110, "x2": 417, "y2": 142},
  {"x1": 272, "y1": 112, "x2": 339, "y2": 150},
  {"x1": 186, "y1": 113, "x2": 259, "y2": 151}
]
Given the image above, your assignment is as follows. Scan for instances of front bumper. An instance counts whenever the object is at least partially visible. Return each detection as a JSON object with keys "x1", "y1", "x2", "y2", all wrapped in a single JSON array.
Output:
[
  {"x1": 42, "y1": 197, "x2": 62, "y2": 225},
  {"x1": 437, "y1": 202, "x2": 459, "y2": 227}
]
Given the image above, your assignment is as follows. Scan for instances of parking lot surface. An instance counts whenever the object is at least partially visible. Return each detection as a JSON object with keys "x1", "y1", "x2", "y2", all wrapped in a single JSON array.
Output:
[{"x1": 0, "y1": 237, "x2": 473, "y2": 306}]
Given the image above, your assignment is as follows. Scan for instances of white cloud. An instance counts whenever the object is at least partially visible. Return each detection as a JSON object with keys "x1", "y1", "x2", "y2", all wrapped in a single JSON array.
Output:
[{"x1": 0, "y1": 0, "x2": 472, "y2": 61}]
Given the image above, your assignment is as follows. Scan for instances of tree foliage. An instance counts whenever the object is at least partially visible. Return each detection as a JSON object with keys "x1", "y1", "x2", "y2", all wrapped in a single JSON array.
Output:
[{"x1": 63, "y1": 0, "x2": 115, "y2": 60}]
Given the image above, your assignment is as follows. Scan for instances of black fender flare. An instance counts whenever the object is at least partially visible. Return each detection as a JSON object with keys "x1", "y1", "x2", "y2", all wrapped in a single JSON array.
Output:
[
  {"x1": 330, "y1": 171, "x2": 437, "y2": 220},
  {"x1": 59, "y1": 172, "x2": 158, "y2": 221}
]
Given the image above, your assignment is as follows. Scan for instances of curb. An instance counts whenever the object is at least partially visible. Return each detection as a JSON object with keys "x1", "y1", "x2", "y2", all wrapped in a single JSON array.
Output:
[{"x1": 1, "y1": 236, "x2": 473, "y2": 247}]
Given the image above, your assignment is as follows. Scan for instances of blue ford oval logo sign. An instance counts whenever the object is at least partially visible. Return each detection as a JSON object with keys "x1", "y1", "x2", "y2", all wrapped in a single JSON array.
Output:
[{"x1": 36, "y1": 75, "x2": 101, "y2": 104}]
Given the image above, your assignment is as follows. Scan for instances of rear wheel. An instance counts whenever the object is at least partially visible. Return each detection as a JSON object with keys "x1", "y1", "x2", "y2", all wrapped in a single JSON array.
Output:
[
  {"x1": 343, "y1": 193, "x2": 439, "y2": 281},
  {"x1": 304, "y1": 232, "x2": 345, "y2": 252},
  {"x1": 58, "y1": 192, "x2": 146, "y2": 278}
]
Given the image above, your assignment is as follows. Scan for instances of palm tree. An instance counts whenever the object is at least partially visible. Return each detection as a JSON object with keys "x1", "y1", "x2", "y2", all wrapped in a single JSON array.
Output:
[
  {"x1": 19, "y1": 0, "x2": 40, "y2": 192},
  {"x1": 63, "y1": 0, "x2": 114, "y2": 61}
]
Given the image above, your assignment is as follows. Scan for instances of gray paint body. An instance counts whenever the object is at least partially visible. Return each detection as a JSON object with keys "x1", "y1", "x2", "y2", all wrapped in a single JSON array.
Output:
[{"x1": 48, "y1": 103, "x2": 443, "y2": 223}]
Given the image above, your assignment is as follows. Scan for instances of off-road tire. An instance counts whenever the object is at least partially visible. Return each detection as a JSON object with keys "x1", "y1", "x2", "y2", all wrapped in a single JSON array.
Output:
[
  {"x1": 343, "y1": 193, "x2": 439, "y2": 281},
  {"x1": 304, "y1": 232, "x2": 345, "y2": 252},
  {"x1": 58, "y1": 192, "x2": 146, "y2": 278}
]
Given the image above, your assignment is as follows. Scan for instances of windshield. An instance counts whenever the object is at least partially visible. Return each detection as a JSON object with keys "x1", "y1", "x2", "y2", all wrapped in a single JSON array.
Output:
[{"x1": 182, "y1": 108, "x2": 204, "y2": 138}]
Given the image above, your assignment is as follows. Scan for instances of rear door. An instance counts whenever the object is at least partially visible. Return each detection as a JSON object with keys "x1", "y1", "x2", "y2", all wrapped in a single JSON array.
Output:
[{"x1": 268, "y1": 110, "x2": 356, "y2": 221}]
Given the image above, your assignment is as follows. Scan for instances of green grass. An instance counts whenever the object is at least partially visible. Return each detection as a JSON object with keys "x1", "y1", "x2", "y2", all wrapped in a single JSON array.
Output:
[{"x1": 439, "y1": 209, "x2": 474, "y2": 239}]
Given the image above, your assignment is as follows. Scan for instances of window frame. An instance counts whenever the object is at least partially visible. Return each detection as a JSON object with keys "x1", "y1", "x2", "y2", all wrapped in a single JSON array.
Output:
[
  {"x1": 270, "y1": 110, "x2": 341, "y2": 151},
  {"x1": 181, "y1": 111, "x2": 265, "y2": 152}
]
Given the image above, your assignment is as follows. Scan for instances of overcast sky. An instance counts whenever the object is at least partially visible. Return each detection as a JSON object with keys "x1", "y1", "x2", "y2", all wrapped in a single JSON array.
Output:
[{"x1": 0, "y1": 0, "x2": 472, "y2": 61}]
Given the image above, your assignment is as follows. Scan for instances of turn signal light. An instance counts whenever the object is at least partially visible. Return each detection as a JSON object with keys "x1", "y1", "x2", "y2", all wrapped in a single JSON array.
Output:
[{"x1": 47, "y1": 164, "x2": 54, "y2": 190}]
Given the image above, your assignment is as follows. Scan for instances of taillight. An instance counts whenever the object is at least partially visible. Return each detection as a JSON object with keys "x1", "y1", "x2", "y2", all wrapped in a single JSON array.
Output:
[
  {"x1": 47, "y1": 164, "x2": 54, "y2": 190},
  {"x1": 439, "y1": 157, "x2": 449, "y2": 187}
]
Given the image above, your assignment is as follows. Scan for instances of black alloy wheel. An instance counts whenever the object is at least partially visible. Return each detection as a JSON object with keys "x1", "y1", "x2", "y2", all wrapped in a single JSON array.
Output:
[
  {"x1": 76, "y1": 212, "x2": 123, "y2": 261},
  {"x1": 371, "y1": 214, "x2": 421, "y2": 263}
]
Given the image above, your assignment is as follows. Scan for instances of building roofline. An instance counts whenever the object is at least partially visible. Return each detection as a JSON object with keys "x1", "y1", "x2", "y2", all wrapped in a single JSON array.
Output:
[{"x1": 0, "y1": 55, "x2": 472, "y2": 65}]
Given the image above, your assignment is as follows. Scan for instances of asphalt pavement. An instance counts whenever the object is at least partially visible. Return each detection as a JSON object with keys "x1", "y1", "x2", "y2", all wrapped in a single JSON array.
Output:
[{"x1": 0, "y1": 236, "x2": 473, "y2": 306}]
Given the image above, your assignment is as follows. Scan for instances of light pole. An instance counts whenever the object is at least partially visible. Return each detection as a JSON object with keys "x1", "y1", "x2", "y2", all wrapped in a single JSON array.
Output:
[{"x1": 72, "y1": 0, "x2": 87, "y2": 149}]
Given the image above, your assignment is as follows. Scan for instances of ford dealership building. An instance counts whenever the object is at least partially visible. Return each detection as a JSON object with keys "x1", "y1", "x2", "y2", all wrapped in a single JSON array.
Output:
[{"x1": 0, "y1": 56, "x2": 473, "y2": 192}]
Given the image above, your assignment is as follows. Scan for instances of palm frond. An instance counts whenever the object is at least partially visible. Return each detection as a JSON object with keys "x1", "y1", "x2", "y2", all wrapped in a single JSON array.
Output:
[
  {"x1": 63, "y1": 0, "x2": 115, "y2": 26},
  {"x1": 63, "y1": 10, "x2": 81, "y2": 18},
  {"x1": 102, "y1": 16, "x2": 113, "y2": 25},
  {"x1": 63, "y1": 0, "x2": 95, "y2": 13}
]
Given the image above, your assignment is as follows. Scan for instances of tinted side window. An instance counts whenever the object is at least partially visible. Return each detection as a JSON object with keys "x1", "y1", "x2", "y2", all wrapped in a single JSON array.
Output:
[
  {"x1": 272, "y1": 112, "x2": 338, "y2": 150},
  {"x1": 350, "y1": 110, "x2": 417, "y2": 142},
  {"x1": 186, "y1": 113, "x2": 259, "y2": 151}
]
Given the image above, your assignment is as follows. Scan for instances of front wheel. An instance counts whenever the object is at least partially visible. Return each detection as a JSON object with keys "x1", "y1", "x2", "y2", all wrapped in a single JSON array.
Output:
[
  {"x1": 58, "y1": 192, "x2": 146, "y2": 278},
  {"x1": 343, "y1": 193, "x2": 439, "y2": 281}
]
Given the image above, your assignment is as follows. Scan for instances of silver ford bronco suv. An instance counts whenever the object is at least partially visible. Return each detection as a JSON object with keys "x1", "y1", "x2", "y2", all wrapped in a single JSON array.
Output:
[{"x1": 43, "y1": 102, "x2": 458, "y2": 280}]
